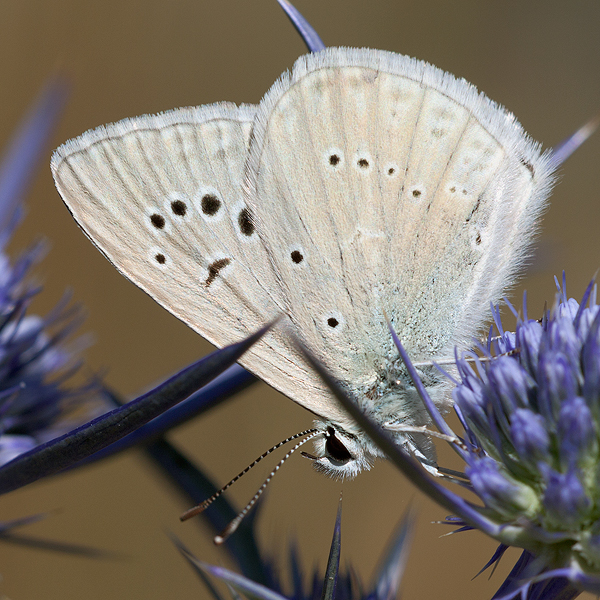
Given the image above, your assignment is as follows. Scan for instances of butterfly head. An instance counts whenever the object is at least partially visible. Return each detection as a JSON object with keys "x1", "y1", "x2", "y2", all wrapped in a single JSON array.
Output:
[{"x1": 305, "y1": 422, "x2": 379, "y2": 480}]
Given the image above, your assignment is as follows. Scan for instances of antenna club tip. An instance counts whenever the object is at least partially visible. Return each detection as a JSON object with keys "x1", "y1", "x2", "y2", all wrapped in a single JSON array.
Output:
[
  {"x1": 180, "y1": 503, "x2": 207, "y2": 522},
  {"x1": 215, "y1": 520, "x2": 240, "y2": 545}
]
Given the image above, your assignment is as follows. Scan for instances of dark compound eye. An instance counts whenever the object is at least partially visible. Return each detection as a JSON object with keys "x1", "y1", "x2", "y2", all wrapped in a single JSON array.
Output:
[
  {"x1": 325, "y1": 426, "x2": 352, "y2": 463},
  {"x1": 329, "y1": 154, "x2": 340, "y2": 166}
]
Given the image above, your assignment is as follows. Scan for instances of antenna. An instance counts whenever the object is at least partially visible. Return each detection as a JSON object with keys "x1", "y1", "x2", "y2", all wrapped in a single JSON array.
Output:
[
  {"x1": 213, "y1": 429, "x2": 321, "y2": 544},
  {"x1": 180, "y1": 428, "x2": 319, "y2": 522}
]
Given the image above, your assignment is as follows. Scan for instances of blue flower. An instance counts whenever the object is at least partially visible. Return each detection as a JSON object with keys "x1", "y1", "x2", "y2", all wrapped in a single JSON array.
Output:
[
  {"x1": 311, "y1": 276, "x2": 600, "y2": 598},
  {"x1": 0, "y1": 78, "x2": 110, "y2": 467},
  {"x1": 451, "y1": 280, "x2": 600, "y2": 591}
]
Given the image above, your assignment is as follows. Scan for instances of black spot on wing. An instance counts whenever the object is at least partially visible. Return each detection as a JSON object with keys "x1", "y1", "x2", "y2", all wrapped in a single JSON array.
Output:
[
  {"x1": 206, "y1": 258, "x2": 231, "y2": 287},
  {"x1": 202, "y1": 194, "x2": 221, "y2": 215},
  {"x1": 238, "y1": 208, "x2": 254, "y2": 236},
  {"x1": 291, "y1": 250, "x2": 304, "y2": 264},
  {"x1": 520, "y1": 158, "x2": 535, "y2": 177},
  {"x1": 171, "y1": 199, "x2": 187, "y2": 216},
  {"x1": 150, "y1": 214, "x2": 165, "y2": 229}
]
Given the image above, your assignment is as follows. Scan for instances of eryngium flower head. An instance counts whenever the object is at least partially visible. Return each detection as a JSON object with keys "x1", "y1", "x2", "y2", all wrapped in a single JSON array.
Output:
[
  {"x1": 0, "y1": 79, "x2": 106, "y2": 466},
  {"x1": 452, "y1": 278, "x2": 600, "y2": 590}
]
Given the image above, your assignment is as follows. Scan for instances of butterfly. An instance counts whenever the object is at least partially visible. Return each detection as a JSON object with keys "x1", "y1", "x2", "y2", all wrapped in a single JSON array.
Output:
[{"x1": 51, "y1": 47, "x2": 555, "y2": 480}]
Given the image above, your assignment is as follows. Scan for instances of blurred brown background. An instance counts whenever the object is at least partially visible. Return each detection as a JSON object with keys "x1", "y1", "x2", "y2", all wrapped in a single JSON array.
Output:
[{"x1": 0, "y1": 1, "x2": 598, "y2": 598}]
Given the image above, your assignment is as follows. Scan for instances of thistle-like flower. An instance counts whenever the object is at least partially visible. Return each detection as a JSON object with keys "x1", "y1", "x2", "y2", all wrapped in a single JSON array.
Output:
[
  {"x1": 0, "y1": 79, "x2": 106, "y2": 468},
  {"x1": 449, "y1": 278, "x2": 600, "y2": 595}
]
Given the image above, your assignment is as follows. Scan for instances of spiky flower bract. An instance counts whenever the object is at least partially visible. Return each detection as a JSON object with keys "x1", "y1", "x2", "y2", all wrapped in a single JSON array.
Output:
[
  {"x1": 449, "y1": 278, "x2": 600, "y2": 595},
  {"x1": 324, "y1": 276, "x2": 600, "y2": 599},
  {"x1": 173, "y1": 499, "x2": 414, "y2": 600},
  {"x1": 0, "y1": 78, "x2": 109, "y2": 468}
]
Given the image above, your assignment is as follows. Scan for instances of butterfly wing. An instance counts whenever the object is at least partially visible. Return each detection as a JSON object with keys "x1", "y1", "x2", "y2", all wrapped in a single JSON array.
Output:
[
  {"x1": 51, "y1": 102, "x2": 349, "y2": 423},
  {"x1": 52, "y1": 49, "x2": 557, "y2": 434},
  {"x1": 246, "y1": 48, "x2": 555, "y2": 403}
]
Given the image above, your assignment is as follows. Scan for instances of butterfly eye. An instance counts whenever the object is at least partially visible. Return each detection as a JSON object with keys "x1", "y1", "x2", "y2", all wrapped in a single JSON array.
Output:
[{"x1": 325, "y1": 426, "x2": 353, "y2": 463}]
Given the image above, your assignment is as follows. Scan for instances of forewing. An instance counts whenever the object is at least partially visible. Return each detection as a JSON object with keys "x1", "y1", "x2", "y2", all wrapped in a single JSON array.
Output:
[{"x1": 51, "y1": 103, "x2": 340, "y2": 419}]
